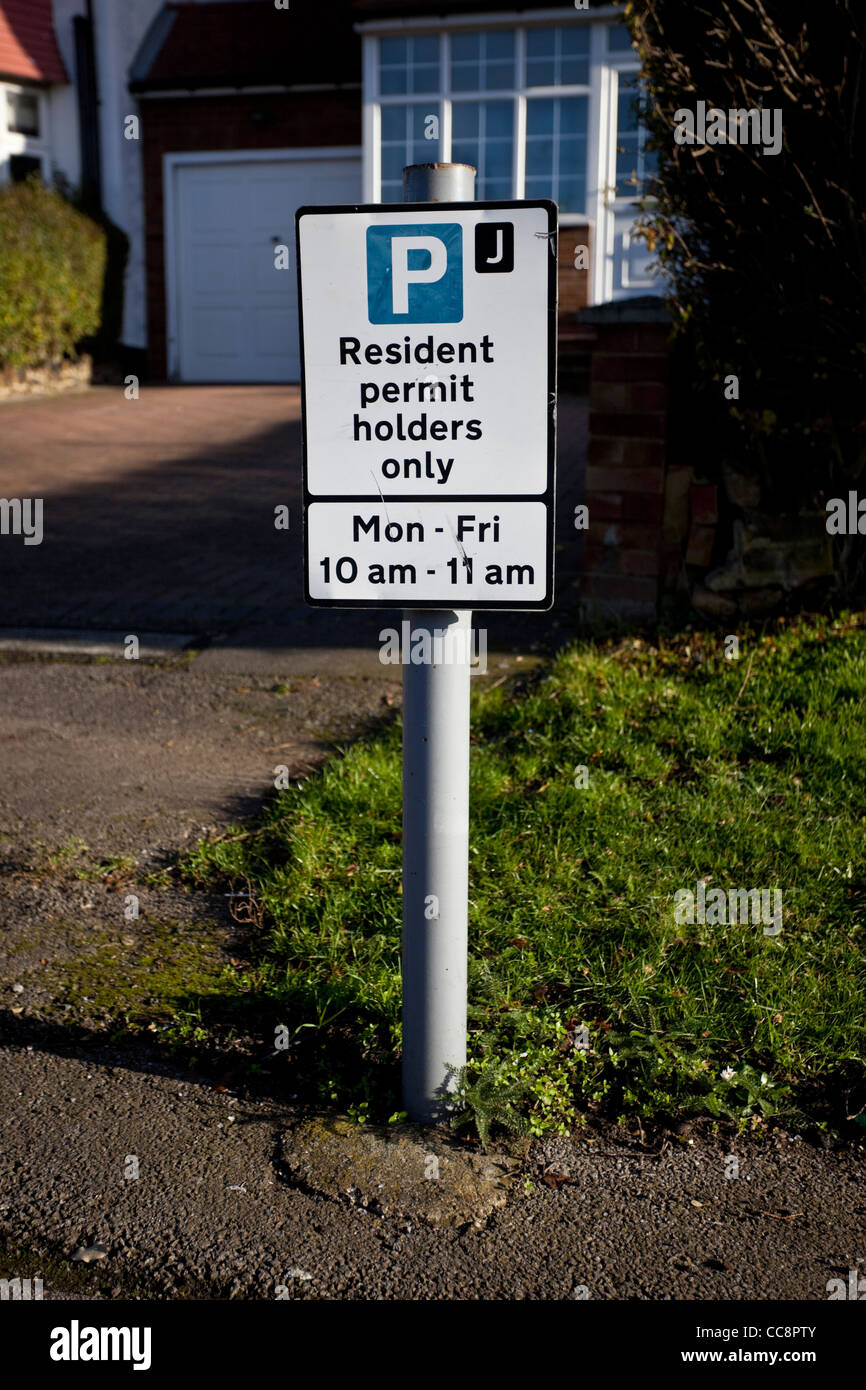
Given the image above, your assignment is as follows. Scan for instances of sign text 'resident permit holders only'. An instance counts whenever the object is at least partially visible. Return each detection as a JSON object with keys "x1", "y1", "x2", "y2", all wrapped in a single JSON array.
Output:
[{"x1": 296, "y1": 201, "x2": 557, "y2": 610}]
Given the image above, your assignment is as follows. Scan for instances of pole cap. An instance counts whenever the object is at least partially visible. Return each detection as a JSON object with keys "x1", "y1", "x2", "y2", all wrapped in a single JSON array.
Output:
[{"x1": 402, "y1": 162, "x2": 477, "y2": 203}]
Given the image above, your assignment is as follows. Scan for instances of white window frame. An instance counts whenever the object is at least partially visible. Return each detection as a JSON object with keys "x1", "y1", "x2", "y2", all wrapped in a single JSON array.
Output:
[
  {"x1": 361, "y1": 8, "x2": 625, "y2": 227},
  {"x1": 0, "y1": 83, "x2": 49, "y2": 185},
  {"x1": 595, "y1": 51, "x2": 648, "y2": 303}
]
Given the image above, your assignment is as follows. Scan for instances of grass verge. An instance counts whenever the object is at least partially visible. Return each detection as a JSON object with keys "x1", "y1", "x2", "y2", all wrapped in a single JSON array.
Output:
[{"x1": 180, "y1": 613, "x2": 866, "y2": 1141}]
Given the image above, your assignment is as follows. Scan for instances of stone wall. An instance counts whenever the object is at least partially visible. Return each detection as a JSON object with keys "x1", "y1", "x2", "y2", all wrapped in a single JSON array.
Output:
[{"x1": 0, "y1": 355, "x2": 92, "y2": 400}]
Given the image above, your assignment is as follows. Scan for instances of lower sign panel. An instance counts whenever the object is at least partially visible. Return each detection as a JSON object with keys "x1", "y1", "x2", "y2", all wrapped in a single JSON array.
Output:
[{"x1": 306, "y1": 501, "x2": 550, "y2": 609}]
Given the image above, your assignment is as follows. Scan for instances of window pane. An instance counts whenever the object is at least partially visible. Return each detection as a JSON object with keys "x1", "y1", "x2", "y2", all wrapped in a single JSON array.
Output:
[
  {"x1": 486, "y1": 30, "x2": 514, "y2": 60},
  {"x1": 486, "y1": 61, "x2": 513, "y2": 90},
  {"x1": 451, "y1": 140, "x2": 476, "y2": 169},
  {"x1": 412, "y1": 105, "x2": 432, "y2": 137},
  {"x1": 452, "y1": 102, "x2": 479, "y2": 138},
  {"x1": 526, "y1": 58, "x2": 553, "y2": 87},
  {"x1": 618, "y1": 87, "x2": 642, "y2": 134},
  {"x1": 527, "y1": 99, "x2": 554, "y2": 135},
  {"x1": 561, "y1": 27, "x2": 589, "y2": 55},
  {"x1": 379, "y1": 103, "x2": 442, "y2": 199},
  {"x1": 615, "y1": 75, "x2": 655, "y2": 196},
  {"x1": 526, "y1": 25, "x2": 589, "y2": 87},
  {"x1": 485, "y1": 100, "x2": 512, "y2": 138},
  {"x1": 557, "y1": 176, "x2": 584, "y2": 213},
  {"x1": 7, "y1": 91, "x2": 40, "y2": 136},
  {"x1": 483, "y1": 177, "x2": 511, "y2": 200},
  {"x1": 527, "y1": 28, "x2": 555, "y2": 57},
  {"x1": 410, "y1": 36, "x2": 439, "y2": 91},
  {"x1": 410, "y1": 103, "x2": 437, "y2": 161},
  {"x1": 482, "y1": 31, "x2": 514, "y2": 87},
  {"x1": 381, "y1": 105, "x2": 406, "y2": 140},
  {"x1": 415, "y1": 36, "x2": 439, "y2": 65},
  {"x1": 561, "y1": 54, "x2": 589, "y2": 85},
  {"x1": 451, "y1": 63, "x2": 480, "y2": 93},
  {"x1": 412, "y1": 65, "x2": 439, "y2": 94},
  {"x1": 560, "y1": 135, "x2": 585, "y2": 164},
  {"x1": 380, "y1": 34, "x2": 439, "y2": 96},
  {"x1": 451, "y1": 29, "x2": 514, "y2": 91},
  {"x1": 526, "y1": 139, "x2": 553, "y2": 177},
  {"x1": 525, "y1": 96, "x2": 588, "y2": 213},
  {"x1": 486, "y1": 141, "x2": 512, "y2": 178},
  {"x1": 381, "y1": 145, "x2": 405, "y2": 182},
  {"x1": 380, "y1": 37, "x2": 407, "y2": 68},
  {"x1": 380, "y1": 68, "x2": 407, "y2": 96},
  {"x1": 559, "y1": 97, "x2": 587, "y2": 137},
  {"x1": 451, "y1": 99, "x2": 514, "y2": 198},
  {"x1": 526, "y1": 30, "x2": 554, "y2": 85},
  {"x1": 608, "y1": 23, "x2": 634, "y2": 52},
  {"x1": 451, "y1": 33, "x2": 480, "y2": 62},
  {"x1": 616, "y1": 135, "x2": 641, "y2": 195}
]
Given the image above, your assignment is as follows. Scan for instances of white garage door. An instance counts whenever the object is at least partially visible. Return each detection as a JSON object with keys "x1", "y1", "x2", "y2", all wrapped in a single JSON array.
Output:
[{"x1": 171, "y1": 153, "x2": 361, "y2": 382}]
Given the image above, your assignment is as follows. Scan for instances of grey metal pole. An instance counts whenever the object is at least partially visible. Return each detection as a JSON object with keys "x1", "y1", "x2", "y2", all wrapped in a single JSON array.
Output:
[{"x1": 401, "y1": 162, "x2": 475, "y2": 1123}]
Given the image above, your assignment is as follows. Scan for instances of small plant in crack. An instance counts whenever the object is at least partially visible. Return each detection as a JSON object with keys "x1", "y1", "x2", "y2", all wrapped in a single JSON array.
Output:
[{"x1": 450, "y1": 1062, "x2": 532, "y2": 1151}]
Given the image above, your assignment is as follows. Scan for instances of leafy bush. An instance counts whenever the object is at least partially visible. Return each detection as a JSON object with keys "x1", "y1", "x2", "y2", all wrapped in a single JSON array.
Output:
[
  {"x1": 626, "y1": 1, "x2": 866, "y2": 587},
  {"x1": 0, "y1": 177, "x2": 107, "y2": 367}
]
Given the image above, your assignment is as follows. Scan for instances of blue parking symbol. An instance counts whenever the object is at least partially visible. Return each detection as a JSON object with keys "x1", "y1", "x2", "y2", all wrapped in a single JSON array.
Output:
[{"x1": 366, "y1": 223, "x2": 463, "y2": 324}]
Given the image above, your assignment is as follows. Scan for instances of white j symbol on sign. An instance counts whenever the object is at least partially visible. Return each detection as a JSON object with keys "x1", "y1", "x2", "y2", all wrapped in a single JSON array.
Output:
[{"x1": 486, "y1": 229, "x2": 504, "y2": 265}]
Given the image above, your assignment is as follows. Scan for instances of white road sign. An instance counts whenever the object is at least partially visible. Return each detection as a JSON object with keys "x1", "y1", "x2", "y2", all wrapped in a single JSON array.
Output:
[{"x1": 296, "y1": 200, "x2": 557, "y2": 609}]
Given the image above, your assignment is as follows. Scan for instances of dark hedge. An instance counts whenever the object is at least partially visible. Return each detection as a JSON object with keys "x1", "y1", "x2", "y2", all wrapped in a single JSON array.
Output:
[{"x1": 626, "y1": 0, "x2": 866, "y2": 584}]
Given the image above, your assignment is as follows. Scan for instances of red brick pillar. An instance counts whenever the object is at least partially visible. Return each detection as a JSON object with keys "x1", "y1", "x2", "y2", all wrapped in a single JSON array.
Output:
[{"x1": 577, "y1": 297, "x2": 672, "y2": 621}]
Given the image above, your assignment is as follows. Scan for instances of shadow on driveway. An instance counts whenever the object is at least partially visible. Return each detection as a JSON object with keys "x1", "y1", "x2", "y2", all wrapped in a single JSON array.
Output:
[{"x1": 0, "y1": 384, "x2": 587, "y2": 653}]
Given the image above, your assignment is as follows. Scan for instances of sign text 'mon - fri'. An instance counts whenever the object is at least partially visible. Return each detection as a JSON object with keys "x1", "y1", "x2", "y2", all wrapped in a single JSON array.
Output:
[{"x1": 296, "y1": 201, "x2": 557, "y2": 610}]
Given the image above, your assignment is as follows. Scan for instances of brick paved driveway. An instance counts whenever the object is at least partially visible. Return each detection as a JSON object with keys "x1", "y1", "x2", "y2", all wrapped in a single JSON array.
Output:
[{"x1": 0, "y1": 385, "x2": 586, "y2": 645}]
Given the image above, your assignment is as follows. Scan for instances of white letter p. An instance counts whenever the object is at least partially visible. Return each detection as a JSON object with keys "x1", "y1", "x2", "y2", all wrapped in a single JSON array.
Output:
[{"x1": 391, "y1": 236, "x2": 447, "y2": 315}]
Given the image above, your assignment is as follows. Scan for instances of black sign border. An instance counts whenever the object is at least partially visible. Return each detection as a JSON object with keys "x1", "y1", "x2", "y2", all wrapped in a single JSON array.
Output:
[{"x1": 295, "y1": 199, "x2": 557, "y2": 612}]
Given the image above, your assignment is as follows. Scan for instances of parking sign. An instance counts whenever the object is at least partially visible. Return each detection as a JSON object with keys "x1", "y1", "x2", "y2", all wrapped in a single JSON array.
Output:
[
  {"x1": 366, "y1": 223, "x2": 464, "y2": 323},
  {"x1": 296, "y1": 199, "x2": 557, "y2": 610}
]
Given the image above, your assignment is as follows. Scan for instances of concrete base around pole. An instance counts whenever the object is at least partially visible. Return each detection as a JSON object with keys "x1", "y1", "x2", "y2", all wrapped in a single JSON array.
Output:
[{"x1": 401, "y1": 608, "x2": 471, "y2": 1123}]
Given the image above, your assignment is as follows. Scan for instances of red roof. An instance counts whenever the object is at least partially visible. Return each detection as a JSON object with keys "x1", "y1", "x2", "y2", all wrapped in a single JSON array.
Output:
[{"x1": 0, "y1": 0, "x2": 68, "y2": 84}]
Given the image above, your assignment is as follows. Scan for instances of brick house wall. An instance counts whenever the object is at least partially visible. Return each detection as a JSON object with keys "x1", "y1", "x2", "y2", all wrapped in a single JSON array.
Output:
[
  {"x1": 557, "y1": 223, "x2": 592, "y2": 387},
  {"x1": 558, "y1": 225, "x2": 590, "y2": 321},
  {"x1": 578, "y1": 299, "x2": 673, "y2": 620}
]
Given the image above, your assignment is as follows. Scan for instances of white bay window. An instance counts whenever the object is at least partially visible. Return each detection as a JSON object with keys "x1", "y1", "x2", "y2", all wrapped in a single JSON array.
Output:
[
  {"x1": 365, "y1": 20, "x2": 599, "y2": 214},
  {"x1": 360, "y1": 10, "x2": 659, "y2": 303}
]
